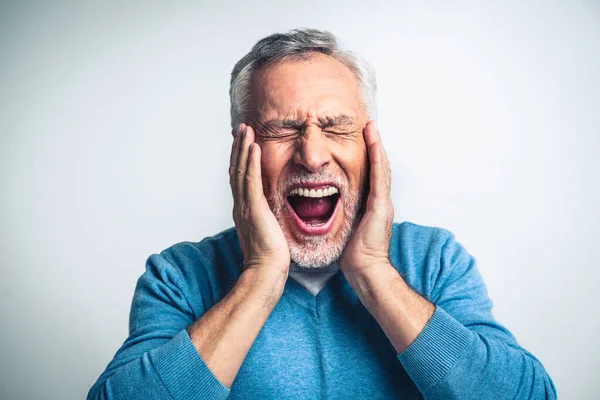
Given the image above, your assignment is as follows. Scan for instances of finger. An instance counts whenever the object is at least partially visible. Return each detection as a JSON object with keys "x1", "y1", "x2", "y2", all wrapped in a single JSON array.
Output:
[
  {"x1": 363, "y1": 121, "x2": 391, "y2": 202},
  {"x1": 377, "y1": 127, "x2": 391, "y2": 166},
  {"x1": 367, "y1": 141, "x2": 385, "y2": 200},
  {"x1": 236, "y1": 125, "x2": 255, "y2": 205},
  {"x1": 229, "y1": 124, "x2": 244, "y2": 198},
  {"x1": 375, "y1": 126, "x2": 392, "y2": 195},
  {"x1": 245, "y1": 142, "x2": 266, "y2": 207},
  {"x1": 229, "y1": 123, "x2": 246, "y2": 177},
  {"x1": 365, "y1": 120, "x2": 390, "y2": 165},
  {"x1": 363, "y1": 120, "x2": 378, "y2": 149}
]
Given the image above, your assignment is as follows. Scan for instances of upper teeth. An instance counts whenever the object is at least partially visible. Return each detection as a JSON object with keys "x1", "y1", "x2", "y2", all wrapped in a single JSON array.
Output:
[{"x1": 289, "y1": 186, "x2": 339, "y2": 198}]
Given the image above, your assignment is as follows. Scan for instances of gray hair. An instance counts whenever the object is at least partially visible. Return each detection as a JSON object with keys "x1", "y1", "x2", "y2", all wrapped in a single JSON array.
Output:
[{"x1": 229, "y1": 28, "x2": 377, "y2": 129}]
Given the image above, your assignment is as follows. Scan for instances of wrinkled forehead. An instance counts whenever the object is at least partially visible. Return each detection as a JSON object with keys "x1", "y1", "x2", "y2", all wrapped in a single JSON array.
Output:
[{"x1": 249, "y1": 53, "x2": 365, "y2": 122}]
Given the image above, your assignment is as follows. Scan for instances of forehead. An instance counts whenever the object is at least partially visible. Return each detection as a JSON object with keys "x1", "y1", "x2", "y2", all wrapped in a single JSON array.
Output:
[{"x1": 250, "y1": 52, "x2": 363, "y2": 121}]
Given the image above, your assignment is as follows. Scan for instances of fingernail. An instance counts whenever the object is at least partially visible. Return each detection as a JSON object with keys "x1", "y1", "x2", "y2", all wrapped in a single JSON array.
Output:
[{"x1": 237, "y1": 123, "x2": 245, "y2": 136}]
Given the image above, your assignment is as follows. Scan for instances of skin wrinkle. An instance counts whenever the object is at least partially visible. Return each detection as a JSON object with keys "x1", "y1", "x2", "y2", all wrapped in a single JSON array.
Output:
[
  {"x1": 249, "y1": 53, "x2": 370, "y2": 268},
  {"x1": 257, "y1": 114, "x2": 357, "y2": 140}
]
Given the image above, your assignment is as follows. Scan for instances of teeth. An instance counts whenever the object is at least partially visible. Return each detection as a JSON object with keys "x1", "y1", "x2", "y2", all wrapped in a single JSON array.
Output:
[{"x1": 288, "y1": 186, "x2": 339, "y2": 198}]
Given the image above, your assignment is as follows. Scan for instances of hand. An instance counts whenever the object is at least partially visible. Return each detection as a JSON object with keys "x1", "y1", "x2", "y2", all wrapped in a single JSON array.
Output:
[
  {"x1": 229, "y1": 124, "x2": 290, "y2": 276},
  {"x1": 339, "y1": 121, "x2": 394, "y2": 274}
]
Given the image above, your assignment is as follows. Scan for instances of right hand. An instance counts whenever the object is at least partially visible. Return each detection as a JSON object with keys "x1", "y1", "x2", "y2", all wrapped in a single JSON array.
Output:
[{"x1": 229, "y1": 123, "x2": 290, "y2": 276}]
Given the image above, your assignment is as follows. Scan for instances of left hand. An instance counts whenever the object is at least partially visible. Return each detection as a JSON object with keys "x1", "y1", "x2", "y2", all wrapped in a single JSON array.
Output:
[{"x1": 339, "y1": 120, "x2": 394, "y2": 274}]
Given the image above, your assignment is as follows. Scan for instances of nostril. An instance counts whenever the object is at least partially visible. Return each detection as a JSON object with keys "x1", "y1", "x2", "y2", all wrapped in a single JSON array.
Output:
[
  {"x1": 294, "y1": 151, "x2": 331, "y2": 173},
  {"x1": 292, "y1": 134, "x2": 331, "y2": 171}
]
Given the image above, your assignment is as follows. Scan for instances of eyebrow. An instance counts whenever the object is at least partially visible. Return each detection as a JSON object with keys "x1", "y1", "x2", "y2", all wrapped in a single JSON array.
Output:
[{"x1": 262, "y1": 114, "x2": 356, "y2": 131}]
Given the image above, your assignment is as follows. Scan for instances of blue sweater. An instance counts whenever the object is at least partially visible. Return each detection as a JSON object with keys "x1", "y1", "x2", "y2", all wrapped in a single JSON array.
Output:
[{"x1": 88, "y1": 222, "x2": 557, "y2": 399}]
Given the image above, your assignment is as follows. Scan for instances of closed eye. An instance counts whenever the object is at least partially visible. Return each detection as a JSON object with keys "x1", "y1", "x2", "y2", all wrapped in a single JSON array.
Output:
[
  {"x1": 323, "y1": 126, "x2": 356, "y2": 136},
  {"x1": 258, "y1": 129, "x2": 301, "y2": 141},
  {"x1": 324, "y1": 128, "x2": 351, "y2": 135}
]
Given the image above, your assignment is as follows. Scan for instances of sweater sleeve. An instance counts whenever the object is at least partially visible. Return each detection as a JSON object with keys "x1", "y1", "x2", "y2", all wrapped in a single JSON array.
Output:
[
  {"x1": 87, "y1": 253, "x2": 230, "y2": 400},
  {"x1": 397, "y1": 232, "x2": 557, "y2": 400}
]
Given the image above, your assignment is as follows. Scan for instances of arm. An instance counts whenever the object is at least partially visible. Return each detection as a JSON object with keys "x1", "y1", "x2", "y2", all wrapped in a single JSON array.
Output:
[
  {"x1": 343, "y1": 262, "x2": 434, "y2": 355},
  {"x1": 87, "y1": 255, "x2": 284, "y2": 400},
  {"x1": 88, "y1": 124, "x2": 290, "y2": 399},
  {"x1": 186, "y1": 267, "x2": 285, "y2": 388},
  {"x1": 340, "y1": 121, "x2": 557, "y2": 399},
  {"x1": 345, "y1": 238, "x2": 557, "y2": 399}
]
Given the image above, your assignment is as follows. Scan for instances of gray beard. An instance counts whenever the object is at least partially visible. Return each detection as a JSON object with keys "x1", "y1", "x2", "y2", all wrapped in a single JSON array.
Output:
[
  {"x1": 286, "y1": 207, "x2": 361, "y2": 269},
  {"x1": 267, "y1": 169, "x2": 365, "y2": 269}
]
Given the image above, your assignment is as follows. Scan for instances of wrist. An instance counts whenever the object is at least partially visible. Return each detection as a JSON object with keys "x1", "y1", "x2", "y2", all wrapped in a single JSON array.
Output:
[
  {"x1": 239, "y1": 266, "x2": 288, "y2": 303},
  {"x1": 343, "y1": 262, "x2": 403, "y2": 308},
  {"x1": 343, "y1": 260, "x2": 396, "y2": 284}
]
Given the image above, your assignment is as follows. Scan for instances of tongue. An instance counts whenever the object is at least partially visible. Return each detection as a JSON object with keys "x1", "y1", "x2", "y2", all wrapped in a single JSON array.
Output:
[{"x1": 290, "y1": 196, "x2": 336, "y2": 221}]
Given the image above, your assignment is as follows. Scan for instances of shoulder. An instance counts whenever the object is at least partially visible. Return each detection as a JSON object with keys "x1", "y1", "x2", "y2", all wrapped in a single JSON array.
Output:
[
  {"x1": 159, "y1": 227, "x2": 242, "y2": 273},
  {"x1": 389, "y1": 221, "x2": 471, "y2": 300},
  {"x1": 143, "y1": 227, "x2": 243, "y2": 313},
  {"x1": 390, "y1": 221, "x2": 456, "y2": 262},
  {"x1": 391, "y1": 221, "x2": 454, "y2": 249}
]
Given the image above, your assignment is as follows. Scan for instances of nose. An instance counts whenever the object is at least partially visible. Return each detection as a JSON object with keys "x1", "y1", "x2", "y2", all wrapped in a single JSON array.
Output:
[{"x1": 293, "y1": 128, "x2": 331, "y2": 172}]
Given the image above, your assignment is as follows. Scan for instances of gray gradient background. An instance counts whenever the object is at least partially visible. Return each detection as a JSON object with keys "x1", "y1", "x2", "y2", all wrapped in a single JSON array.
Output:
[{"x1": 1, "y1": 1, "x2": 599, "y2": 399}]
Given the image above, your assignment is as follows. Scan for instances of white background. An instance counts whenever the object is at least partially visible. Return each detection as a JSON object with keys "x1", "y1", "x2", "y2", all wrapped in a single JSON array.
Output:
[{"x1": 1, "y1": 1, "x2": 598, "y2": 399}]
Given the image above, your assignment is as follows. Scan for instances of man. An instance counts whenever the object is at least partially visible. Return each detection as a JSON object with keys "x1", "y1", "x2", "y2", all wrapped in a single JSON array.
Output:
[{"x1": 88, "y1": 28, "x2": 556, "y2": 399}]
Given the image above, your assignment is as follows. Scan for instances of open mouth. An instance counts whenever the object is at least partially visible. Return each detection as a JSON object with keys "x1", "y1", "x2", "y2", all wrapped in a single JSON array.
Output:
[{"x1": 286, "y1": 184, "x2": 341, "y2": 235}]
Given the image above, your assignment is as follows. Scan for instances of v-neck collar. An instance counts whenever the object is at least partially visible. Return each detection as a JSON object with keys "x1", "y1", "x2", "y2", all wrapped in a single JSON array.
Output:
[{"x1": 283, "y1": 268, "x2": 353, "y2": 315}]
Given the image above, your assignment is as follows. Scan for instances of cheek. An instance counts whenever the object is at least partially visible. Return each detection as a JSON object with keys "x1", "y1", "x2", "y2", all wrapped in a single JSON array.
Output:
[
  {"x1": 259, "y1": 143, "x2": 292, "y2": 194},
  {"x1": 332, "y1": 141, "x2": 368, "y2": 187}
]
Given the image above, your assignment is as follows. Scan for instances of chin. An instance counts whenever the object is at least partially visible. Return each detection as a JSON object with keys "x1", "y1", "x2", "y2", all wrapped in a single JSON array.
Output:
[
  {"x1": 266, "y1": 169, "x2": 365, "y2": 269},
  {"x1": 284, "y1": 191, "x2": 363, "y2": 269},
  {"x1": 287, "y1": 227, "x2": 351, "y2": 269}
]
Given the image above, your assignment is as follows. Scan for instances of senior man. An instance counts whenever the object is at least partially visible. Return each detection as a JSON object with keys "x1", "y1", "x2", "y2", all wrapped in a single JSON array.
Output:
[{"x1": 88, "y1": 29, "x2": 556, "y2": 399}]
